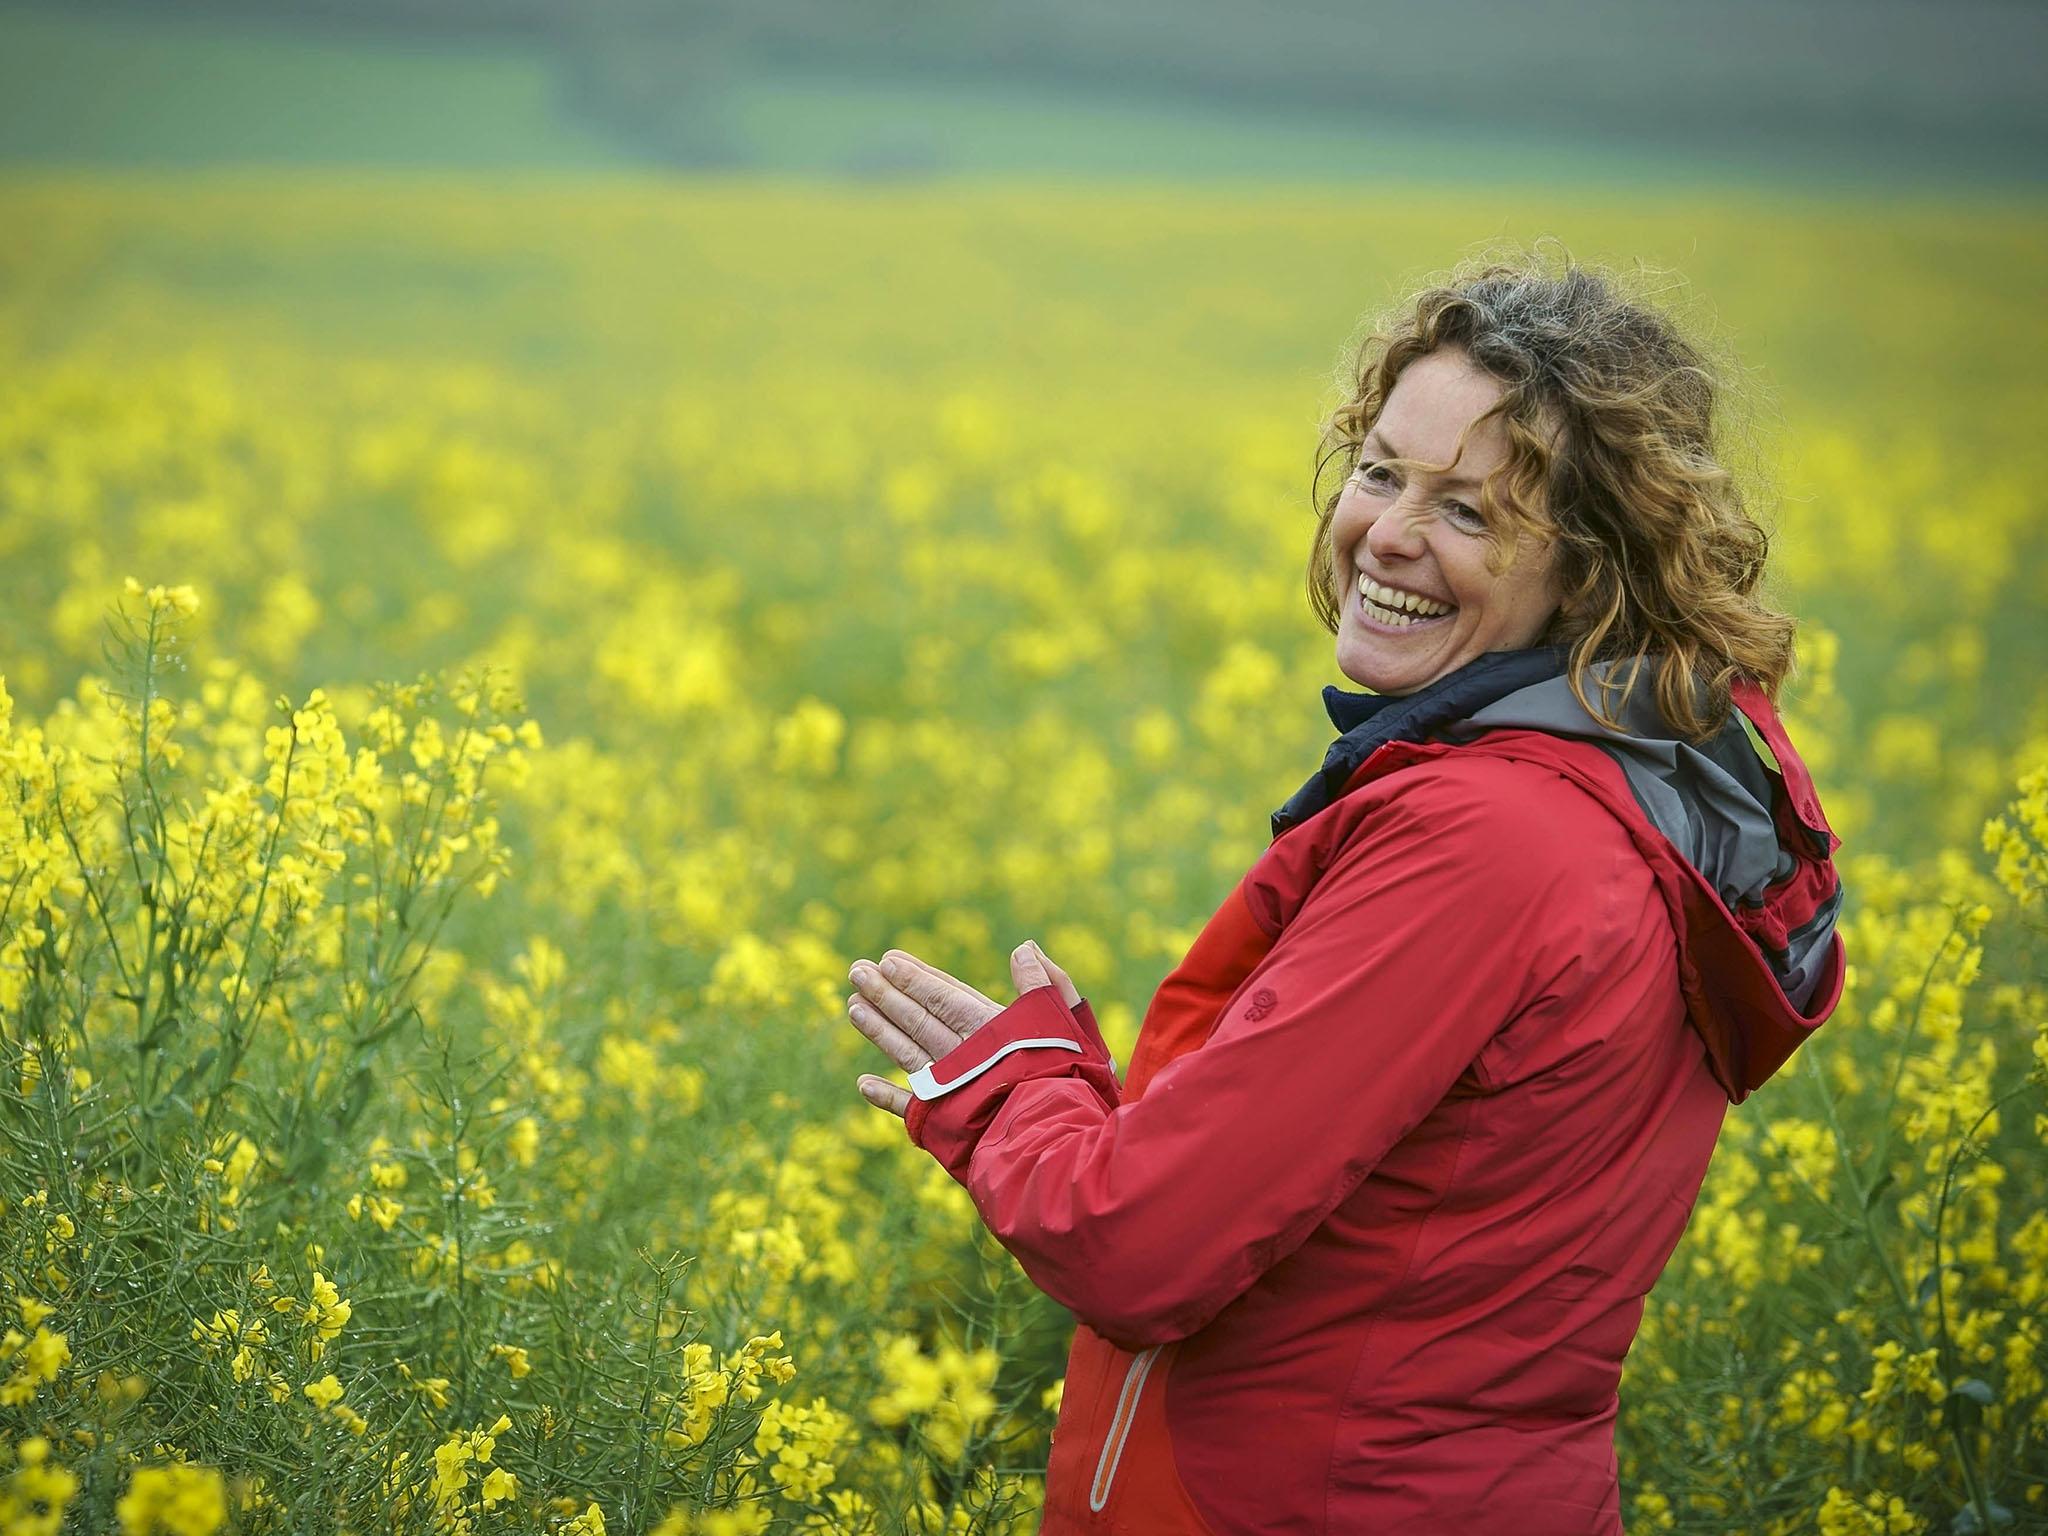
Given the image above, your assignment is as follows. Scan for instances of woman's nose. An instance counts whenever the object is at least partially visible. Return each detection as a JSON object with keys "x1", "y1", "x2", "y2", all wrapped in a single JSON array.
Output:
[{"x1": 1364, "y1": 503, "x2": 1428, "y2": 561}]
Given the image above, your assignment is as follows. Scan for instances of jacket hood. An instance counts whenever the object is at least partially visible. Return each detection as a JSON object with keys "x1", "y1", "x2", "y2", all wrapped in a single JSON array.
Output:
[
  {"x1": 1436, "y1": 656, "x2": 1847, "y2": 1098},
  {"x1": 1440, "y1": 659, "x2": 1842, "y2": 1011},
  {"x1": 1274, "y1": 647, "x2": 1845, "y2": 1098}
]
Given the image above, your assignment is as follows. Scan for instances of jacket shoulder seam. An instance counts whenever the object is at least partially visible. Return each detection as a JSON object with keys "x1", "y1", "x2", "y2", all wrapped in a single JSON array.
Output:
[{"x1": 1336, "y1": 747, "x2": 1639, "y2": 873}]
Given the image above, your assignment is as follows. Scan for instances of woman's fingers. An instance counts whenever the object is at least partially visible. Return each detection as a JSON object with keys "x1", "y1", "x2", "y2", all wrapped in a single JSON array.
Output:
[
  {"x1": 892, "y1": 950, "x2": 1000, "y2": 1015},
  {"x1": 848, "y1": 960, "x2": 967, "y2": 1061},
  {"x1": 877, "y1": 950, "x2": 1001, "y2": 1037},
  {"x1": 844, "y1": 994, "x2": 929, "y2": 1073},
  {"x1": 1011, "y1": 939, "x2": 1083, "y2": 1009},
  {"x1": 858, "y1": 1075, "x2": 911, "y2": 1118},
  {"x1": 847, "y1": 944, "x2": 1082, "y2": 1126}
]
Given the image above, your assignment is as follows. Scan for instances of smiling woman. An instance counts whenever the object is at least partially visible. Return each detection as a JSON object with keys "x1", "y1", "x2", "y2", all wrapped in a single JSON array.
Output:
[
  {"x1": 846, "y1": 242, "x2": 1847, "y2": 1535},
  {"x1": 1304, "y1": 245, "x2": 1799, "y2": 743},
  {"x1": 1328, "y1": 347, "x2": 1566, "y2": 696}
]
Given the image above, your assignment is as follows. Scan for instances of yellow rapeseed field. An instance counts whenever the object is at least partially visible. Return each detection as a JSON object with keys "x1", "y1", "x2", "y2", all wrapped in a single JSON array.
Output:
[{"x1": 0, "y1": 177, "x2": 2044, "y2": 1534}]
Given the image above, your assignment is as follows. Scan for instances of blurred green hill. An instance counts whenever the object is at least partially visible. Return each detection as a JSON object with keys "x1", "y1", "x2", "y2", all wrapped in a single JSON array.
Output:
[{"x1": 3, "y1": 0, "x2": 2045, "y2": 186}]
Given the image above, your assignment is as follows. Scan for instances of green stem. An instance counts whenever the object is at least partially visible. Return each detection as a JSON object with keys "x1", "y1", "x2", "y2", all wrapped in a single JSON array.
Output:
[
  {"x1": 1931, "y1": 1087, "x2": 2029, "y2": 1534},
  {"x1": 1873, "y1": 908, "x2": 1965, "y2": 1176},
  {"x1": 1804, "y1": 1049, "x2": 1920, "y2": 1328}
]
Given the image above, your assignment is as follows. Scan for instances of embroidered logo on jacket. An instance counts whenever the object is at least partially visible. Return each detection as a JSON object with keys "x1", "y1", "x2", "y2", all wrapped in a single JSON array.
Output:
[{"x1": 1244, "y1": 987, "x2": 1278, "y2": 1022}]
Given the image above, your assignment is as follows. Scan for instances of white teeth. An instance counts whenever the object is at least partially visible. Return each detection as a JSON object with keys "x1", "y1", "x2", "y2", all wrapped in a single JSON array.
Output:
[{"x1": 1355, "y1": 571, "x2": 1453, "y2": 622}]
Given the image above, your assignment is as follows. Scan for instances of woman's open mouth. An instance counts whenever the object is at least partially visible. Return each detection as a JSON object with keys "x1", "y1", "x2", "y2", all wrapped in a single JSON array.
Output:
[{"x1": 1356, "y1": 571, "x2": 1456, "y2": 631}]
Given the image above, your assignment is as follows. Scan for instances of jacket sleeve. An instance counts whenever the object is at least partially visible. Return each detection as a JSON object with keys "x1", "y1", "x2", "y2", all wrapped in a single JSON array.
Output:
[
  {"x1": 903, "y1": 988, "x2": 1125, "y2": 1174},
  {"x1": 902, "y1": 760, "x2": 1607, "y2": 1351}
]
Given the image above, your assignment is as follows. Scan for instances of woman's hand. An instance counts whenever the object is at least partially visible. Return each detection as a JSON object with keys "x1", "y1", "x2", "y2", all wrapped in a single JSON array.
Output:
[{"x1": 846, "y1": 941, "x2": 1081, "y2": 1118}]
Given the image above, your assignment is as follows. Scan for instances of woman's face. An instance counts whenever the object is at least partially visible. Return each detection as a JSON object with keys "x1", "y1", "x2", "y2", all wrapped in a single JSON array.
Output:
[{"x1": 1329, "y1": 348, "x2": 1563, "y2": 696}]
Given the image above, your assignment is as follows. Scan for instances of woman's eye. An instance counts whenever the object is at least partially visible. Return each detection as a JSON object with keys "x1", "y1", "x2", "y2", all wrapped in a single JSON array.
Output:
[{"x1": 1352, "y1": 458, "x2": 1482, "y2": 527}]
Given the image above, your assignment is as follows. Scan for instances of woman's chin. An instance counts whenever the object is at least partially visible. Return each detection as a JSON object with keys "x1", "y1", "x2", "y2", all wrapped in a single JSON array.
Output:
[{"x1": 1336, "y1": 636, "x2": 1438, "y2": 696}]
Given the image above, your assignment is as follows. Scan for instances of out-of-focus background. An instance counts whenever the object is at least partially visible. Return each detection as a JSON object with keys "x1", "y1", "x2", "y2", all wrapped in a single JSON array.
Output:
[
  {"x1": 4, "y1": 0, "x2": 2046, "y2": 182},
  {"x1": 4, "y1": 0, "x2": 2048, "y2": 182},
  {"x1": 4, "y1": 6, "x2": 2046, "y2": 1535}
]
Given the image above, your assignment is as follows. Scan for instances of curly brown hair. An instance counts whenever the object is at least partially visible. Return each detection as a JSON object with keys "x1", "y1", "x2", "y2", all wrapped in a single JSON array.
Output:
[{"x1": 1303, "y1": 239, "x2": 1799, "y2": 743}]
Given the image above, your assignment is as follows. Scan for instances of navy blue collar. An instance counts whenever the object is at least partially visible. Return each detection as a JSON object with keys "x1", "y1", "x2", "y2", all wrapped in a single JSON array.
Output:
[{"x1": 1270, "y1": 644, "x2": 1572, "y2": 839}]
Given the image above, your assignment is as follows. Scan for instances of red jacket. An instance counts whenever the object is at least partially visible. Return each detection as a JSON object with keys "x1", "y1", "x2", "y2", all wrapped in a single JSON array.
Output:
[{"x1": 904, "y1": 675, "x2": 1845, "y2": 1535}]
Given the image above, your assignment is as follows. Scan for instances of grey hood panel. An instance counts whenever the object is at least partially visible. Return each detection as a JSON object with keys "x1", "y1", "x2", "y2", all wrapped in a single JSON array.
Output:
[{"x1": 1436, "y1": 660, "x2": 1837, "y2": 1013}]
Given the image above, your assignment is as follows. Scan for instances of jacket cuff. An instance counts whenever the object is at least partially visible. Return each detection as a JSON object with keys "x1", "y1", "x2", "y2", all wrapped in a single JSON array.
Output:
[{"x1": 904, "y1": 985, "x2": 1121, "y2": 1182}]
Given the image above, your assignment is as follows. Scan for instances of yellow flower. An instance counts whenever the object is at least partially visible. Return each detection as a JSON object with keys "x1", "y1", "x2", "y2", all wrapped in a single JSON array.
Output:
[
  {"x1": 431, "y1": 1414, "x2": 512, "y2": 1505},
  {"x1": 300, "y1": 1272, "x2": 352, "y2": 1358},
  {"x1": 653, "y1": 1507, "x2": 774, "y2": 1536},
  {"x1": 489, "y1": 1342, "x2": 532, "y2": 1378},
  {"x1": 122, "y1": 577, "x2": 203, "y2": 620},
  {"x1": 345, "y1": 1192, "x2": 403, "y2": 1230},
  {"x1": 303, "y1": 1374, "x2": 344, "y2": 1409},
  {"x1": 431, "y1": 1435, "x2": 472, "y2": 1503},
  {"x1": 753, "y1": 1396, "x2": 852, "y2": 1502},
  {"x1": 397, "y1": 1362, "x2": 453, "y2": 1410},
  {"x1": 1, "y1": 1433, "x2": 80, "y2": 1536},
  {"x1": 1815, "y1": 1485, "x2": 1927, "y2": 1536},
  {"x1": 1632, "y1": 1489, "x2": 1676, "y2": 1531},
  {"x1": 0, "y1": 1325, "x2": 70, "y2": 1405},
  {"x1": 506, "y1": 1115, "x2": 542, "y2": 1168},
  {"x1": 115, "y1": 1464, "x2": 227, "y2": 1536}
]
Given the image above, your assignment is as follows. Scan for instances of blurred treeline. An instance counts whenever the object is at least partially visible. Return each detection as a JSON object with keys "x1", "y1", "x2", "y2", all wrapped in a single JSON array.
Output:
[{"x1": 9, "y1": 0, "x2": 2047, "y2": 179}]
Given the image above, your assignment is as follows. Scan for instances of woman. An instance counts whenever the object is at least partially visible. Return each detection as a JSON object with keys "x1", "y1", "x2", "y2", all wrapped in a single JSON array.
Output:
[{"x1": 844, "y1": 252, "x2": 1846, "y2": 1535}]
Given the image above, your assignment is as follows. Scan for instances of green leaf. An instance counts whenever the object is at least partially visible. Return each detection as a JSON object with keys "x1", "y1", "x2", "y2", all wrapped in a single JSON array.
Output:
[
  {"x1": 1916, "y1": 1261, "x2": 1965, "y2": 1306},
  {"x1": 333, "y1": 1063, "x2": 378, "y2": 1134},
  {"x1": 352, "y1": 999, "x2": 425, "y2": 1053},
  {"x1": 1944, "y1": 1390, "x2": 1986, "y2": 1433},
  {"x1": 136, "y1": 1010, "x2": 183, "y2": 1052},
  {"x1": 1951, "y1": 1501, "x2": 2016, "y2": 1534},
  {"x1": 159, "y1": 1047, "x2": 217, "y2": 1105}
]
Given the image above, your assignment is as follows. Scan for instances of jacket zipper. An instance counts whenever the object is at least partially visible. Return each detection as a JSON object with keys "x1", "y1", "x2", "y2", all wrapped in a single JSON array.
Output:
[{"x1": 1088, "y1": 1344, "x2": 1164, "y2": 1512}]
